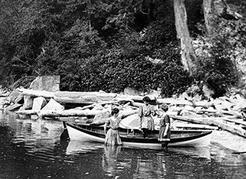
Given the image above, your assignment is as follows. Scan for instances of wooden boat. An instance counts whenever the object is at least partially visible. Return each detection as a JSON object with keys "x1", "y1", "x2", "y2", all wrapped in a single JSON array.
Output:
[{"x1": 64, "y1": 122, "x2": 212, "y2": 149}]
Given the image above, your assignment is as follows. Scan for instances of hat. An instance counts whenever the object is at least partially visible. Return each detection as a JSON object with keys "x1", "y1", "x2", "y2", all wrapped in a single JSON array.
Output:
[
  {"x1": 143, "y1": 96, "x2": 151, "y2": 103},
  {"x1": 160, "y1": 104, "x2": 168, "y2": 111},
  {"x1": 111, "y1": 107, "x2": 119, "y2": 115}
]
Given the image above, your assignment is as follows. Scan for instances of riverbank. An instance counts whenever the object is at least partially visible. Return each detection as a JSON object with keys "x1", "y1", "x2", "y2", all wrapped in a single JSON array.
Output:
[{"x1": 2, "y1": 87, "x2": 245, "y2": 139}]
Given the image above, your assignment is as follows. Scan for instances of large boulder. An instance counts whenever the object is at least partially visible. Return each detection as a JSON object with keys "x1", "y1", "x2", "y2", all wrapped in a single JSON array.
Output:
[
  {"x1": 123, "y1": 87, "x2": 141, "y2": 96},
  {"x1": 29, "y1": 76, "x2": 60, "y2": 92},
  {"x1": 31, "y1": 97, "x2": 47, "y2": 119},
  {"x1": 41, "y1": 99, "x2": 64, "y2": 111},
  {"x1": 32, "y1": 97, "x2": 47, "y2": 111},
  {"x1": 202, "y1": 84, "x2": 214, "y2": 99},
  {"x1": 22, "y1": 95, "x2": 33, "y2": 110}
]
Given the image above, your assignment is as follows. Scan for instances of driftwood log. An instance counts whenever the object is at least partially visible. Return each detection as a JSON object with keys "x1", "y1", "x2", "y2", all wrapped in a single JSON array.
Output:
[
  {"x1": 17, "y1": 88, "x2": 143, "y2": 104},
  {"x1": 14, "y1": 88, "x2": 246, "y2": 138},
  {"x1": 17, "y1": 110, "x2": 38, "y2": 115},
  {"x1": 18, "y1": 108, "x2": 138, "y2": 119},
  {"x1": 18, "y1": 88, "x2": 213, "y2": 107},
  {"x1": 18, "y1": 89, "x2": 54, "y2": 98},
  {"x1": 171, "y1": 115, "x2": 246, "y2": 138}
]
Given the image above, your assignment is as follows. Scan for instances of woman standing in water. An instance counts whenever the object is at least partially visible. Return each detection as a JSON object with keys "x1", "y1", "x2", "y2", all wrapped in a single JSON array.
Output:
[
  {"x1": 138, "y1": 96, "x2": 155, "y2": 138},
  {"x1": 104, "y1": 108, "x2": 123, "y2": 146}
]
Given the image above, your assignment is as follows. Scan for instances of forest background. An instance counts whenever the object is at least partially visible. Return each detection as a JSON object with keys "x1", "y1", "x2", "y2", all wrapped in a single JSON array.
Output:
[{"x1": 0, "y1": 0, "x2": 246, "y2": 98}]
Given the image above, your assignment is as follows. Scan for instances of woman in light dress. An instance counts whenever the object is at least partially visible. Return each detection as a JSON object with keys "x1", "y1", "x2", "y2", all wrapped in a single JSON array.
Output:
[
  {"x1": 104, "y1": 108, "x2": 123, "y2": 145},
  {"x1": 138, "y1": 96, "x2": 155, "y2": 138}
]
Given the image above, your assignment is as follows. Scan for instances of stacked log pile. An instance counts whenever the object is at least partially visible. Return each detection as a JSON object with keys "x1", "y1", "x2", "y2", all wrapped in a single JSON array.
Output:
[
  {"x1": 168, "y1": 95, "x2": 246, "y2": 137},
  {"x1": 3, "y1": 88, "x2": 246, "y2": 137}
]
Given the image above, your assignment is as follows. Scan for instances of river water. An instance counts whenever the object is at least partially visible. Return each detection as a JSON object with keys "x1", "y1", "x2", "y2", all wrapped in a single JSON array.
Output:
[{"x1": 0, "y1": 111, "x2": 246, "y2": 179}]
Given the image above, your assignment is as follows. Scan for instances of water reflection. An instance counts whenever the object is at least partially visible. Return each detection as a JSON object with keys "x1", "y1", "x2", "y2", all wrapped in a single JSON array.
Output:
[
  {"x1": 102, "y1": 145, "x2": 123, "y2": 177},
  {"x1": 1, "y1": 111, "x2": 246, "y2": 179},
  {"x1": 65, "y1": 138, "x2": 246, "y2": 179},
  {"x1": 66, "y1": 140, "x2": 103, "y2": 155}
]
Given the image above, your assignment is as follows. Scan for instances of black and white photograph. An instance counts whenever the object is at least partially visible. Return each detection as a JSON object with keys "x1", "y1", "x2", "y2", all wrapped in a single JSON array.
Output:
[{"x1": 0, "y1": 0, "x2": 246, "y2": 178}]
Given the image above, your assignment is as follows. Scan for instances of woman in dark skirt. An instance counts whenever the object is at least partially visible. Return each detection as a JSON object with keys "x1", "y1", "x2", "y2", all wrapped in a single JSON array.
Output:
[{"x1": 158, "y1": 104, "x2": 171, "y2": 141}]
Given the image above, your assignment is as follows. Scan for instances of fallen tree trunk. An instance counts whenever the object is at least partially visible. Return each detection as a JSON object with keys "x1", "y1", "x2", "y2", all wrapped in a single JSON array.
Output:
[
  {"x1": 17, "y1": 110, "x2": 38, "y2": 115},
  {"x1": 157, "y1": 98, "x2": 193, "y2": 106},
  {"x1": 18, "y1": 88, "x2": 142, "y2": 103},
  {"x1": 189, "y1": 108, "x2": 242, "y2": 118},
  {"x1": 18, "y1": 88, "x2": 54, "y2": 98},
  {"x1": 223, "y1": 118, "x2": 246, "y2": 127},
  {"x1": 38, "y1": 109, "x2": 103, "y2": 118},
  {"x1": 17, "y1": 88, "x2": 205, "y2": 106},
  {"x1": 37, "y1": 108, "x2": 138, "y2": 118},
  {"x1": 15, "y1": 88, "x2": 222, "y2": 108},
  {"x1": 54, "y1": 91, "x2": 118, "y2": 103},
  {"x1": 17, "y1": 109, "x2": 100, "y2": 116},
  {"x1": 171, "y1": 115, "x2": 246, "y2": 138}
]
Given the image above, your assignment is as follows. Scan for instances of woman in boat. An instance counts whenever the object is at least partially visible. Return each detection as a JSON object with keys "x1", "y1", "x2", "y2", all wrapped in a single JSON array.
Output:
[
  {"x1": 158, "y1": 104, "x2": 171, "y2": 141},
  {"x1": 104, "y1": 107, "x2": 123, "y2": 146},
  {"x1": 138, "y1": 96, "x2": 155, "y2": 138}
]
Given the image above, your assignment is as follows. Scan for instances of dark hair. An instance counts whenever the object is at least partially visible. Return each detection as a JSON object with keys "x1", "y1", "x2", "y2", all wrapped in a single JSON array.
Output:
[
  {"x1": 143, "y1": 96, "x2": 151, "y2": 103},
  {"x1": 160, "y1": 104, "x2": 168, "y2": 112},
  {"x1": 111, "y1": 108, "x2": 119, "y2": 115}
]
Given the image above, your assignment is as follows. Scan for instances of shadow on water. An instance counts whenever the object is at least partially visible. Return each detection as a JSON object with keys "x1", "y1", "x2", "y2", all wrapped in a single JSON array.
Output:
[{"x1": 0, "y1": 111, "x2": 246, "y2": 178}]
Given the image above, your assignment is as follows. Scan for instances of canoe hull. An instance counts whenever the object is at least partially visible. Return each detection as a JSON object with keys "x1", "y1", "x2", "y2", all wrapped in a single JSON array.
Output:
[{"x1": 66, "y1": 123, "x2": 212, "y2": 149}]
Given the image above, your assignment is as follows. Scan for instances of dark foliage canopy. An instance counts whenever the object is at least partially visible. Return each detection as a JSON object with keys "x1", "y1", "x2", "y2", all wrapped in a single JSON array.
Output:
[{"x1": 0, "y1": 0, "x2": 245, "y2": 97}]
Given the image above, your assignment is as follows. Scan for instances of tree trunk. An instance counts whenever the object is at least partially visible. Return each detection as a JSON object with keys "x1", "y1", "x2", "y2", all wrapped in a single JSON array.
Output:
[
  {"x1": 87, "y1": 0, "x2": 92, "y2": 32},
  {"x1": 203, "y1": 0, "x2": 215, "y2": 36},
  {"x1": 173, "y1": 0, "x2": 197, "y2": 76},
  {"x1": 203, "y1": 0, "x2": 242, "y2": 36}
]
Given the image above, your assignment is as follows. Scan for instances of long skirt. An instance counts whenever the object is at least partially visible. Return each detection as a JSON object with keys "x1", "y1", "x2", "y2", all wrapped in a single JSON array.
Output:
[
  {"x1": 105, "y1": 129, "x2": 122, "y2": 146},
  {"x1": 147, "y1": 118, "x2": 155, "y2": 131},
  {"x1": 158, "y1": 126, "x2": 170, "y2": 141},
  {"x1": 141, "y1": 116, "x2": 155, "y2": 130}
]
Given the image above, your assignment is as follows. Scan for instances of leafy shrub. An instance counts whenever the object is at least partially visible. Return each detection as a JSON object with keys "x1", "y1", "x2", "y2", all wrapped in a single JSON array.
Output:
[
  {"x1": 194, "y1": 20, "x2": 245, "y2": 97},
  {"x1": 66, "y1": 45, "x2": 192, "y2": 97}
]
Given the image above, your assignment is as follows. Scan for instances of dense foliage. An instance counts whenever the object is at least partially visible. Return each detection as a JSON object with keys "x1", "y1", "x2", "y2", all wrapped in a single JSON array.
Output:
[
  {"x1": 194, "y1": 18, "x2": 246, "y2": 97},
  {"x1": 0, "y1": 0, "x2": 245, "y2": 97}
]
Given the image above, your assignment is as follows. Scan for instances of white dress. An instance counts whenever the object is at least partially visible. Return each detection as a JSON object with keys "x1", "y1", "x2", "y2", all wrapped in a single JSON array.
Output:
[{"x1": 105, "y1": 116, "x2": 122, "y2": 145}]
